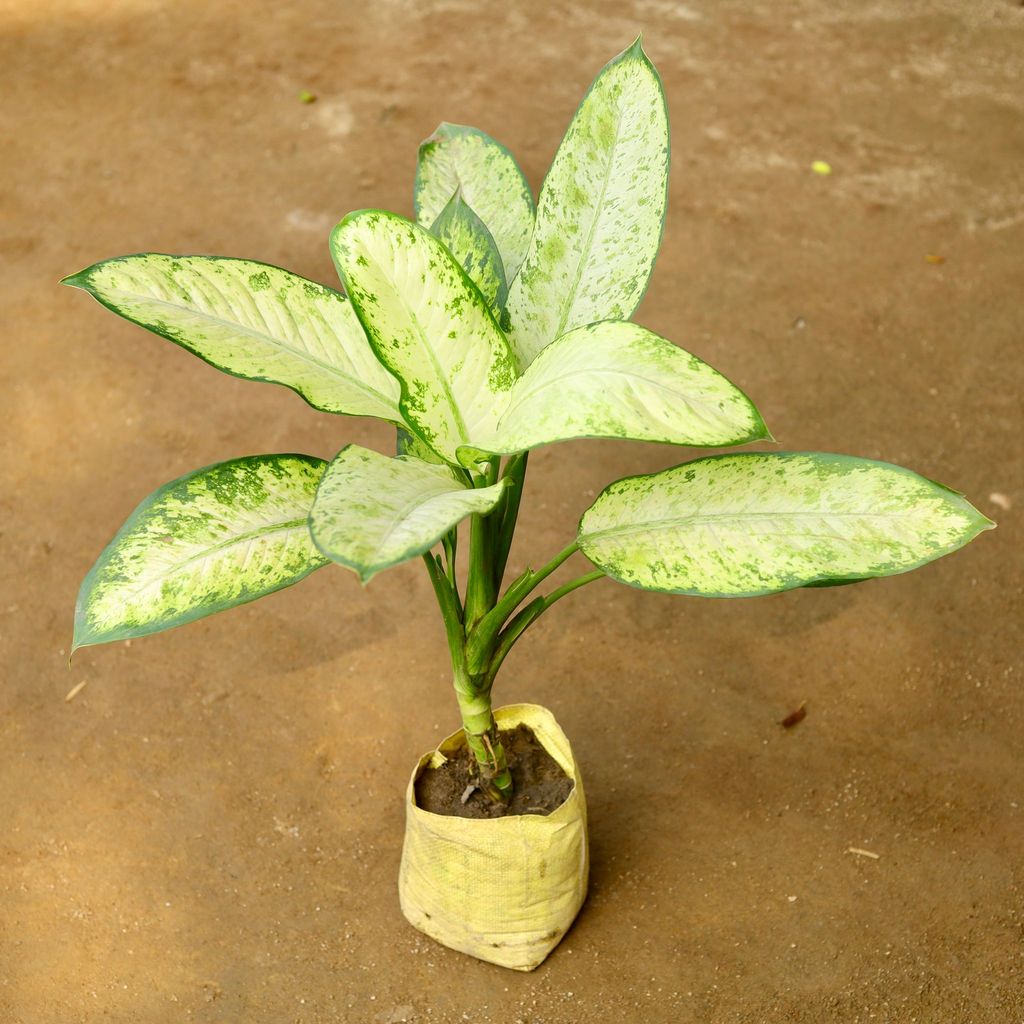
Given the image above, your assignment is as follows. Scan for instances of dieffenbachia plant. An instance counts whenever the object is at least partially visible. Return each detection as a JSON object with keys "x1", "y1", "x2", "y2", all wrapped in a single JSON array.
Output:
[{"x1": 65, "y1": 40, "x2": 992, "y2": 801}]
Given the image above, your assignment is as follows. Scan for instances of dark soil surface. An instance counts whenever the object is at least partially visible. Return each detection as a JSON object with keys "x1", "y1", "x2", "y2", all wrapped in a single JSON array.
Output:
[
  {"x1": 3, "y1": 1, "x2": 1023, "y2": 1022},
  {"x1": 415, "y1": 724, "x2": 574, "y2": 819}
]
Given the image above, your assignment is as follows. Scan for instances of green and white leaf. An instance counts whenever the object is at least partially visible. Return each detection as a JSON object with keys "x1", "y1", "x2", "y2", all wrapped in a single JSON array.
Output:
[
  {"x1": 430, "y1": 191, "x2": 508, "y2": 315},
  {"x1": 578, "y1": 452, "x2": 993, "y2": 597},
  {"x1": 309, "y1": 445, "x2": 508, "y2": 583},
  {"x1": 396, "y1": 425, "x2": 444, "y2": 465},
  {"x1": 460, "y1": 321, "x2": 768, "y2": 460},
  {"x1": 415, "y1": 122, "x2": 535, "y2": 283},
  {"x1": 63, "y1": 255, "x2": 402, "y2": 421},
  {"x1": 331, "y1": 210, "x2": 518, "y2": 468},
  {"x1": 504, "y1": 38, "x2": 670, "y2": 367},
  {"x1": 74, "y1": 454, "x2": 329, "y2": 651}
]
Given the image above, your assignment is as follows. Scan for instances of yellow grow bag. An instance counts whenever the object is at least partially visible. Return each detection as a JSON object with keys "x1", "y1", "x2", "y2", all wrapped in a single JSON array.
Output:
[{"x1": 399, "y1": 703, "x2": 588, "y2": 971}]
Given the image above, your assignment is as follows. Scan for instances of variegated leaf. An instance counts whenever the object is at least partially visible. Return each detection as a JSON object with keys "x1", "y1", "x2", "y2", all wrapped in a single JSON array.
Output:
[
  {"x1": 74, "y1": 454, "x2": 328, "y2": 651},
  {"x1": 578, "y1": 452, "x2": 993, "y2": 596},
  {"x1": 430, "y1": 191, "x2": 508, "y2": 315},
  {"x1": 309, "y1": 445, "x2": 508, "y2": 583},
  {"x1": 459, "y1": 321, "x2": 768, "y2": 460},
  {"x1": 63, "y1": 255, "x2": 402, "y2": 421},
  {"x1": 415, "y1": 122, "x2": 535, "y2": 283},
  {"x1": 505, "y1": 38, "x2": 669, "y2": 367},
  {"x1": 330, "y1": 210, "x2": 517, "y2": 468},
  {"x1": 396, "y1": 425, "x2": 445, "y2": 465}
]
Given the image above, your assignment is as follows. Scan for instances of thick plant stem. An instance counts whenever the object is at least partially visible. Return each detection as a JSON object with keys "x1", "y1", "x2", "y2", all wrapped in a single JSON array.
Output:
[
  {"x1": 463, "y1": 513, "x2": 495, "y2": 631},
  {"x1": 423, "y1": 551, "x2": 512, "y2": 803},
  {"x1": 453, "y1": 674, "x2": 512, "y2": 802},
  {"x1": 422, "y1": 467, "x2": 596, "y2": 805},
  {"x1": 493, "y1": 453, "x2": 528, "y2": 591}
]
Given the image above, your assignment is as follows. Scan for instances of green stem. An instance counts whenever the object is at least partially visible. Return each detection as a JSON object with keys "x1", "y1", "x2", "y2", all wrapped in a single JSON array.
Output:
[
  {"x1": 422, "y1": 549, "x2": 512, "y2": 803},
  {"x1": 484, "y1": 597, "x2": 545, "y2": 688},
  {"x1": 442, "y1": 530, "x2": 461, "y2": 617},
  {"x1": 463, "y1": 513, "x2": 495, "y2": 631},
  {"x1": 462, "y1": 458, "x2": 501, "y2": 631},
  {"x1": 496, "y1": 538, "x2": 579, "y2": 618},
  {"x1": 493, "y1": 453, "x2": 528, "y2": 591},
  {"x1": 543, "y1": 569, "x2": 604, "y2": 609},
  {"x1": 454, "y1": 681, "x2": 512, "y2": 802},
  {"x1": 484, "y1": 571, "x2": 604, "y2": 687},
  {"x1": 465, "y1": 539, "x2": 580, "y2": 672},
  {"x1": 422, "y1": 552, "x2": 463, "y2": 641}
]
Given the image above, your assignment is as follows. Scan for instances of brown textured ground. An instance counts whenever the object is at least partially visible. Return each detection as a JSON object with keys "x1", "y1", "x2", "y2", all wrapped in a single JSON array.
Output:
[{"x1": 2, "y1": 1, "x2": 1023, "y2": 1021}]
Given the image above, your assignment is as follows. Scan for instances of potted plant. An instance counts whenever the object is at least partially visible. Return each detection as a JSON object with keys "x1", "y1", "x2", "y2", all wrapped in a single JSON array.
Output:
[{"x1": 65, "y1": 40, "x2": 992, "y2": 972}]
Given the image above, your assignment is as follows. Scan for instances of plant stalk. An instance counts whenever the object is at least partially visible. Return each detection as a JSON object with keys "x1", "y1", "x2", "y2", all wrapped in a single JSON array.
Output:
[
  {"x1": 493, "y1": 453, "x2": 528, "y2": 591},
  {"x1": 463, "y1": 513, "x2": 496, "y2": 631},
  {"x1": 462, "y1": 458, "x2": 501, "y2": 631},
  {"x1": 465, "y1": 539, "x2": 579, "y2": 673},
  {"x1": 422, "y1": 550, "x2": 512, "y2": 802},
  {"x1": 483, "y1": 570, "x2": 604, "y2": 687},
  {"x1": 453, "y1": 674, "x2": 512, "y2": 802},
  {"x1": 421, "y1": 463, "x2": 599, "y2": 805}
]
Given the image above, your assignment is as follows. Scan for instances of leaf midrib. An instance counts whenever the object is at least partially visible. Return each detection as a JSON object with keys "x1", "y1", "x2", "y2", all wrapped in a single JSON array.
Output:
[
  {"x1": 551, "y1": 101, "x2": 626, "y2": 341},
  {"x1": 107, "y1": 286, "x2": 398, "y2": 412},
  {"x1": 392, "y1": 286, "x2": 472, "y2": 448},
  {"x1": 119, "y1": 517, "x2": 312, "y2": 601},
  {"x1": 371, "y1": 479, "x2": 463, "y2": 555},
  {"x1": 495, "y1": 362, "x2": 737, "y2": 434},
  {"x1": 582, "y1": 509, "x2": 946, "y2": 545}
]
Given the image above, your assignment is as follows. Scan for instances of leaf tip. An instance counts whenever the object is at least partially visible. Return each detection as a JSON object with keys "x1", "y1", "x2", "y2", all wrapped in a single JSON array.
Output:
[
  {"x1": 429, "y1": 121, "x2": 452, "y2": 139},
  {"x1": 329, "y1": 209, "x2": 386, "y2": 280},
  {"x1": 60, "y1": 269, "x2": 90, "y2": 289},
  {"x1": 739, "y1": 400, "x2": 775, "y2": 445},
  {"x1": 71, "y1": 596, "x2": 94, "y2": 656},
  {"x1": 331, "y1": 207, "x2": 382, "y2": 236},
  {"x1": 976, "y1": 510, "x2": 997, "y2": 532},
  {"x1": 423, "y1": 121, "x2": 469, "y2": 148},
  {"x1": 958, "y1": 494, "x2": 997, "y2": 533},
  {"x1": 357, "y1": 566, "x2": 380, "y2": 587},
  {"x1": 69, "y1": 626, "x2": 93, "y2": 661},
  {"x1": 620, "y1": 34, "x2": 657, "y2": 70}
]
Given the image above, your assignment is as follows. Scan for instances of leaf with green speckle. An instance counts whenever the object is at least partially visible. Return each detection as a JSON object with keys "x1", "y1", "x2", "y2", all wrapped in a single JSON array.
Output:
[
  {"x1": 505, "y1": 38, "x2": 669, "y2": 367},
  {"x1": 63, "y1": 254, "x2": 402, "y2": 422},
  {"x1": 430, "y1": 191, "x2": 508, "y2": 316},
  {"x1": 415, "y1": 122, "x2": 535, "y2": 284},
  {"x1": 578, "y1": 452, "x2": 993, "y2": 596},
  {"x1": 310, "y1": 445, "x2": 508, "y2": 583},
  {"x1": 459, "y1": 321, "x2": 768, "y2": 460},
  {"x1": 331, "y1": 210, "x2": 518, "y2": 468},
  {"x1": 74, "y1": 454, "x2": 329, "y2": 651},
  {"x1": 396, "y1": 425, "x2": 444, "y2": 464}
]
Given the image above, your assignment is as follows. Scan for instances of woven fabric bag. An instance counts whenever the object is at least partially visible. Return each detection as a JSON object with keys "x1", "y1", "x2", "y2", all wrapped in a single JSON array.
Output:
[{"x1": 399, "y1": 703, "x2": 588, "y2": 971}]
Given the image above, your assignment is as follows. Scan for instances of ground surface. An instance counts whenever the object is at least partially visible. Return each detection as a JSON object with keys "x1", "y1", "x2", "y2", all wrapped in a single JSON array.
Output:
[{"x1": 2, "y1": 0, "x2": 1023, "y2": 1020}]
